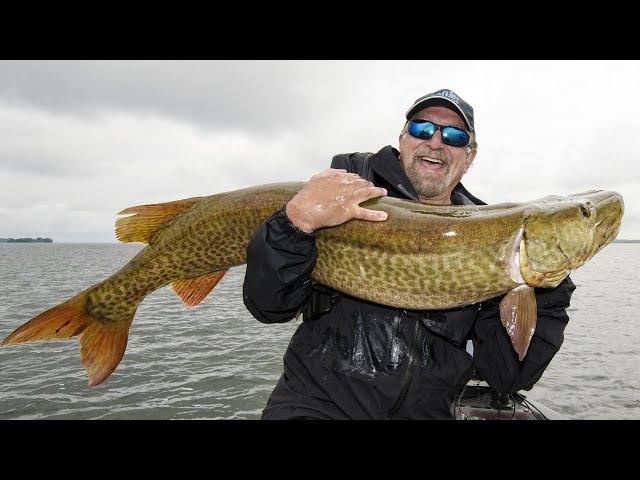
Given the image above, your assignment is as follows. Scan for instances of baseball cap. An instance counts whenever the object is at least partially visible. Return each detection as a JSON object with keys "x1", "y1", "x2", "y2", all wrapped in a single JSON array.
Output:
[{"x1": 405, "y1": 89, "x2": 475, "y2": 132}]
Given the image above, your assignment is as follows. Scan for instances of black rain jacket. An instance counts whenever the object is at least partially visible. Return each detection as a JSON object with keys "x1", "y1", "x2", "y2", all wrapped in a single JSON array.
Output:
[{"x1": 243, "y1": 145, "x2": 576, "y2": 420}]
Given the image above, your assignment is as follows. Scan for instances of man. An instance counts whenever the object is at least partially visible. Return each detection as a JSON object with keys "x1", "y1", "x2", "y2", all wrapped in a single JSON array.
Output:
[{"x1": 243, "y1": 89, "x2": 575, "y2": 419}]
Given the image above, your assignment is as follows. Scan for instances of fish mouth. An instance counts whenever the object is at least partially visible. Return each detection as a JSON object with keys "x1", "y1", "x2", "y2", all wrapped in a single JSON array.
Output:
[
  {"x1": 594, "y1": 198, "x2": 624, "y2": 250},
  {"x1": 575, "y1": 190, "x2": 624, "y2": 264}
]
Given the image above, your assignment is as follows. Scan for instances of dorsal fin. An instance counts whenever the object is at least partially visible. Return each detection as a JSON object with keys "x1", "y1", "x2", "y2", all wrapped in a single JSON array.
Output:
[
  {"x1": 171, "y1": 270, "x2": 228, "y2": 307},
  {"x1": 115, "y1": 197, "x2": 202, "y2": 244}
]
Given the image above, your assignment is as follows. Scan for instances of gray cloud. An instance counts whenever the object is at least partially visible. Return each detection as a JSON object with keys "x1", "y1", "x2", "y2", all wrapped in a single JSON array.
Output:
[
  {"x1": 0, "y1": 60, "x2": 638, "y2": 241},
  {"x1": 0, "y1": 61, "x2": 375, "y2": 135}
]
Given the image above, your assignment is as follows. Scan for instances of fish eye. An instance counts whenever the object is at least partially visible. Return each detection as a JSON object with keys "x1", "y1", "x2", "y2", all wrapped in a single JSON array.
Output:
[{"x1": 580, "y1": 204, "x2": 591, "y2": 218}]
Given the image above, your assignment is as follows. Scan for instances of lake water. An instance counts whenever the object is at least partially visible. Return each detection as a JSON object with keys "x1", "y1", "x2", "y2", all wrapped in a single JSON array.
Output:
[{"x1": 0, "y1": 243, "x2": 638, "y2": 420}]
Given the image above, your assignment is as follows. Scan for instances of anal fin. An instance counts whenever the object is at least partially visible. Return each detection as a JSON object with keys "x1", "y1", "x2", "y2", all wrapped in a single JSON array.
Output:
[
  {"x1": 499, "y1": 285, "x2": 537, "y2": 361},
  {"x1": 171, "y1": 270, "x2": 228, "y2": 307}
]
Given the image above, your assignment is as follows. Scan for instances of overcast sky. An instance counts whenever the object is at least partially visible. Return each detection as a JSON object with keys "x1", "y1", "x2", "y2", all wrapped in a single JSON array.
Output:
[{"x1": 0, "y1": 60, "x2": 638, "y2": 242}]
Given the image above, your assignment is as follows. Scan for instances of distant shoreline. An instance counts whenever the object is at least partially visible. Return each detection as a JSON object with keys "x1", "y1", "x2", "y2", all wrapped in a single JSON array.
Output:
[
  {"x1": 614, "y1": 239, "x2": 640, "y2": 243},
  {"x1": 0, "y1": 237, "x2": 53, "y2": 243}
]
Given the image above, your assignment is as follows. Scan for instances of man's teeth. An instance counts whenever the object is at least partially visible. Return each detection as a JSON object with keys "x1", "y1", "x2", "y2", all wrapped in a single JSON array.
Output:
[{"x1": 420, "y1": 157, "x2": 443, "y2": 164}]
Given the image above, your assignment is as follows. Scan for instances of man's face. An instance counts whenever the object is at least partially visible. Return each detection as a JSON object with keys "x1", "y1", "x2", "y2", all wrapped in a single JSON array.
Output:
[{"x1": 398, "y1": 105, "x2": 476, "y2": 204}]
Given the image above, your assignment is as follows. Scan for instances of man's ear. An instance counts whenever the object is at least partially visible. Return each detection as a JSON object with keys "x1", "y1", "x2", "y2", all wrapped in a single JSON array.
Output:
[
  {"x1": 398, "y1": 133, "x2": 406, "y2": 159},
  {"x1": 464, "y1": 149, "x2": 477, "y2": 173}
]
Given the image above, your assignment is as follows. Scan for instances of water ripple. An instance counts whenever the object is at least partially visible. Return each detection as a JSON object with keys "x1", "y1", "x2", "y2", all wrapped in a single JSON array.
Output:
[{"x1": 1, "y1": 243, "x2": 639, "y2": 419}]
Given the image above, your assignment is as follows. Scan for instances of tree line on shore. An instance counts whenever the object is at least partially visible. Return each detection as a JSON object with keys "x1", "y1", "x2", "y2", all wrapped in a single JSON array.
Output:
[{"x1": 0, "y1": 237, "x2": 53, "y2": 243}]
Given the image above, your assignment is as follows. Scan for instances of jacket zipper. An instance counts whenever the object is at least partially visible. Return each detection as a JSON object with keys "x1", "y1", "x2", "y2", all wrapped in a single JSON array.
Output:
[{"x1": 387, "y1": 318, "x2": 424, "y2": 419}]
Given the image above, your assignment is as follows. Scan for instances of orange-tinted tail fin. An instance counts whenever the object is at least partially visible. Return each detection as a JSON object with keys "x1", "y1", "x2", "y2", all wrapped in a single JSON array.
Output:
[{"x1": 1, "y1": 287, "x2": 135, "y2": 387}]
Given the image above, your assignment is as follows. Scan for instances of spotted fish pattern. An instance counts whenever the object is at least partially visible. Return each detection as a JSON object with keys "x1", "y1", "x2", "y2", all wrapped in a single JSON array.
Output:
[{"x1": 1, "y1": 183, "x2": 624, "y2": 386}]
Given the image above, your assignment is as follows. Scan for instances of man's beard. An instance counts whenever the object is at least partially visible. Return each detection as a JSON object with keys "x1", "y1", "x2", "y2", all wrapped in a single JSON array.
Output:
[{"x1": 404, "y1": 153, "x2": 452, "y2": 199}]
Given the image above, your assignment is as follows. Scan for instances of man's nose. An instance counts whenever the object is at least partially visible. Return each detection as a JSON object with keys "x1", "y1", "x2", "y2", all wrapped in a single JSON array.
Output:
[{"x1": 424, "y1": 129, "x2": 445, "y2": 148}]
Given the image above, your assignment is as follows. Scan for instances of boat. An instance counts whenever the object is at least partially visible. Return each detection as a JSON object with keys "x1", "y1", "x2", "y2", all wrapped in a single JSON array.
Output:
[{"x1": 453, "y1": 379, "x2": 565, "y2": 420}]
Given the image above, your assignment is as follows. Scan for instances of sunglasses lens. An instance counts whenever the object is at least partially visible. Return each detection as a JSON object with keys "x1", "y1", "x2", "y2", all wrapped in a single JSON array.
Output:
[
  {"x1": 409, "y1": 121, "x2": 470, "y2": 147},
  {"x1": 409, "y1": 120, "x2": 436, "y2": 139},
  {"x1": 441, "y1": 127, "x2": 470, "y2": 147}
]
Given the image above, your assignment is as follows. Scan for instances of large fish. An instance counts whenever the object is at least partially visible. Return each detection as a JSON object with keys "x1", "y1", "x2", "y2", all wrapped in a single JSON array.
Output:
[{"x1": 1, "y1": 183, "x2": 624, "y2": 387}]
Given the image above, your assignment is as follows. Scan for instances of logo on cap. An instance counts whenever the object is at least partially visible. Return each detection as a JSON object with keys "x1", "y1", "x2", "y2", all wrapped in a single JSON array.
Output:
[{"x1": 433, "y1": 89, "x2": 460, "y2": 104}]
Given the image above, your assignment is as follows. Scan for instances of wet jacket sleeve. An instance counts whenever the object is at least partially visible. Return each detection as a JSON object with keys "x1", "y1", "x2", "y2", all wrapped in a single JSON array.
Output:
[
  {"x1": 242, "y1": 154, "x2": 358, "y2": 324},
  {"x1": 331, "y1": 153, "x2": 356, "y2": 171},
  {"x1": 471, "y1": 276, "x2": 576, "y2": 394},
  {"x1": 242, "y1": 208, "x2": 318, "y2": 324}
]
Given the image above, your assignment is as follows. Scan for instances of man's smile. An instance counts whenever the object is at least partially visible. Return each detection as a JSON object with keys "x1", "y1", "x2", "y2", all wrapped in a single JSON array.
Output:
[{"x1": 416, "y1": 155, "x2": 448, "y2": 171}]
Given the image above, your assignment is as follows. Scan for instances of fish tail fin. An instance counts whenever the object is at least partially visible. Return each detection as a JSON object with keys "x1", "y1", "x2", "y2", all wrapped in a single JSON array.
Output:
[{"x1": 1, "y1": 286, "x2": 135, "y2": 387}]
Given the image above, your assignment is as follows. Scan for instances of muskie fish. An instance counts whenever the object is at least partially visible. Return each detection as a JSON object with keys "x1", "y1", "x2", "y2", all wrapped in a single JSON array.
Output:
[{"x1": 1, "y1": 183, "x2": 624, "y2": 387}]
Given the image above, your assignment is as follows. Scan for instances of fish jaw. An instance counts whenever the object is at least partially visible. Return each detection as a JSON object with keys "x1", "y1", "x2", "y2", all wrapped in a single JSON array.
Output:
[{"x1": 584, "y1": 190, "x2": 625, "y2": 260}]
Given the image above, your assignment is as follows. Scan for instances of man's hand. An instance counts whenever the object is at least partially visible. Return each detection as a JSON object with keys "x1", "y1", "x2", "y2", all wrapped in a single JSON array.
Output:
[{"x1": 285, "y1": 168, "x2": 388, "y2": 233}]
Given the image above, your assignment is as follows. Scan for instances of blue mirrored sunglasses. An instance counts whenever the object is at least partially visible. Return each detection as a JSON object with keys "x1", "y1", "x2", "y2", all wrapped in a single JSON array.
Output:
[{"x1": 407, "y1": 119, "x2": 470, "y2": 148}]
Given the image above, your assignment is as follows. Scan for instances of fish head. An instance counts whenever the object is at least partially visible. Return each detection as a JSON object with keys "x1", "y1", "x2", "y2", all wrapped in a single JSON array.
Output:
[{"x1": 520, "y1": 190, "x2": 624, "y2": 288}]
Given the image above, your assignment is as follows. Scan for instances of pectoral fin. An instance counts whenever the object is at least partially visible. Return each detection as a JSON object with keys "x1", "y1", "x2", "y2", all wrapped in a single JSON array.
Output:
[{"x1": 499, "y1": 285, "x2": 537, "y2": 361}]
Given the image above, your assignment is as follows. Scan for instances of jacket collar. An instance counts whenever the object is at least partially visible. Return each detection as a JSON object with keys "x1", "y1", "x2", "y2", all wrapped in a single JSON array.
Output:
[{"x1": 368, "y1": 145, "x2": 486, "y2": 206}]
